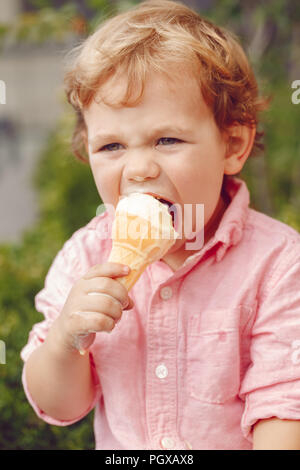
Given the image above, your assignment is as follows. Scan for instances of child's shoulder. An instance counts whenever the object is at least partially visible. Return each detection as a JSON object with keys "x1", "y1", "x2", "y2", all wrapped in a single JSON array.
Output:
[
  {"x1": 246, "y1": 207, "x2": 300, "y2": 257},
  {"x1": 78, "y1": 210, "x2": 112, "y2": 233},
  {"x1": 247, "y1": 208, "x2": 300, "y2": 240},
  {"x1": 74, "y1": 210, "x2": 112, "y2": 242},
  {"x1": 62, "y1": 211, "x2": 112, "y2": 267}
]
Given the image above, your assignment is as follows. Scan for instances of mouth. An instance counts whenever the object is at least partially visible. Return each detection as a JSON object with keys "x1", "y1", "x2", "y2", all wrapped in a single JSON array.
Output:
[{"x1": 147, "y1": 194, "x2": 176, "y2": 225}]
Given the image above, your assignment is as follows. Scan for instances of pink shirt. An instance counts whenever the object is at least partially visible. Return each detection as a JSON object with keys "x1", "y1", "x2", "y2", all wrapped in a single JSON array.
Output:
[{"x1": 21, "y1": 177, "x2": 300, "y2": 450}]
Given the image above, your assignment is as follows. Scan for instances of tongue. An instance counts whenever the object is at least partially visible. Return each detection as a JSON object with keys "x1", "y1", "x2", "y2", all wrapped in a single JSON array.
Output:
[
  {"x1": 158, "y1": 199, "x2": 175, "y2": 225},
  {"x1": 157, "y1": 197, "x2": 170, "y2": 207}
]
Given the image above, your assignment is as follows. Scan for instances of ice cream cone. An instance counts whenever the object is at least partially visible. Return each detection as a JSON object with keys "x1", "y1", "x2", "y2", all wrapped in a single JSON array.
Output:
[{"x1": 108, "y1": 193, "x2": 179, "y2": 291}]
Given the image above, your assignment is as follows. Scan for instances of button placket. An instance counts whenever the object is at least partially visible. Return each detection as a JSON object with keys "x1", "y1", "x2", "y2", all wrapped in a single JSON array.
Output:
[{"x1": 146, "y1": 283, "x2": 179, "y2": 448}]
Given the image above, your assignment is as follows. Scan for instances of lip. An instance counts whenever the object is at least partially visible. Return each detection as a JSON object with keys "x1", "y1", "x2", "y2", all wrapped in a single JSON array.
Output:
[
  {"x1": 144, "y1": 192, "x2": 175, "y2": 206},
  {"x1": 122, "y1": 191, "x2": 176, "y2": 206}
]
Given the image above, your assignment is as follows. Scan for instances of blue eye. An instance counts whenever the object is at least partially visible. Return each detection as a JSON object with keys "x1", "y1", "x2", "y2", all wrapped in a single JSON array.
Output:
[
  {"x1": 158, "y1": 137, "x2": 182, "y2": 145},
  {"x1": 97, "y1": 137, "x2": 182, "y2": 153},
  {"x1": 99, "y1": 143, "x2": 122, "y2": 152}
]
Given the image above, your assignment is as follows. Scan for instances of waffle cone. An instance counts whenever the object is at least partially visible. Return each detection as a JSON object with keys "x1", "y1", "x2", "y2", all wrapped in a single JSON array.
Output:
[{"x1": 108, "y1": 212, "x2": 177, "y2": 291}]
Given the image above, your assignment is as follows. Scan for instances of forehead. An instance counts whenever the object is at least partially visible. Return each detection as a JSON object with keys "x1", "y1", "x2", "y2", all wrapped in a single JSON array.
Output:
[
  {"x1": 84, "y1": 71, "x2": 212, "y2": 139},
  {"x1": 83, "y1": 71, "x2": 216, "y2": 151},
  {"x1": 83, "y1": 67, "x2": 221, "y2": 151},
  {"x1": 97, "y1": 64, "x2": 203, "y2": 104}
]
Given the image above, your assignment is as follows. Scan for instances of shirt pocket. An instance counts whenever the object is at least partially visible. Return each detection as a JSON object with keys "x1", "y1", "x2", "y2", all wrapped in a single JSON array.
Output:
[{"x1": 187, "y1": 308, "x2": 243, "y2": 405}]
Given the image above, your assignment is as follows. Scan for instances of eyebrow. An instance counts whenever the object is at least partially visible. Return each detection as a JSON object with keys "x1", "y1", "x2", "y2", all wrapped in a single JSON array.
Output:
[{"x1": 88, "y1": 126, "x2": 192, "y2": 148}]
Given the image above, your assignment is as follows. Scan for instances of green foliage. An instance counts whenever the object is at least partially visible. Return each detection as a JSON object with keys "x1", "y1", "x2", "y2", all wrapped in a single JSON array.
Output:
[
  {"x1": 203, "y1": 0, "x2": 300, "y2": 232},
  {"x1": 34, "y1": 113, "x2": 102, "y2": 239},
  {"x1": 0, "y1": 0, "x2": 138, "y2": 48},
  {"x1": 0, "y1": 4, "x2": 78, "y2": 46},
  {"x1": 0, "y1": 113, "x2": 100, "y2": 450},
  {"x1": 28, "y1": 0, "x2": 53, "y2": 8}
]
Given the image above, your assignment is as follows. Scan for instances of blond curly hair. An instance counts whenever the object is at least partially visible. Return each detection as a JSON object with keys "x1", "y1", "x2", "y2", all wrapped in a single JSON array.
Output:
[{"x1": 64, "y1": 0, "x2": 270, "y2": 164}]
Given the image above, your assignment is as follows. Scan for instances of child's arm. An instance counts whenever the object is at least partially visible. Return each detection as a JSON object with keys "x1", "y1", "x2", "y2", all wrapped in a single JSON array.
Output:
[
  {"x1": 25, "y1": 262, "x2": 132, "y2": 421},
  {"x1": 24, "y1": 330, "x2": 96, "y2": 421},
  {"x1": 253, "y1": 418, "x2": 300, "y2": 450}
]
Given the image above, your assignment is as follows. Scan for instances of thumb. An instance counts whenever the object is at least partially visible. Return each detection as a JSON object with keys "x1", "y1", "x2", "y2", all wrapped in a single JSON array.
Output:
[{"x1": 123, "y1": 296, "x2": 135, "y2": 310}]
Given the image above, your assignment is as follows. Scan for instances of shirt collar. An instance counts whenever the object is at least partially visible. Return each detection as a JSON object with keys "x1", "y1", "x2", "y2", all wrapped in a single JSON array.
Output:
[
  {"x1": 97, "y1": 176, "x2": 250, "y2": 267},
  {"x1": 183, "y1": 176, "x2": 250, "y2": 266}
]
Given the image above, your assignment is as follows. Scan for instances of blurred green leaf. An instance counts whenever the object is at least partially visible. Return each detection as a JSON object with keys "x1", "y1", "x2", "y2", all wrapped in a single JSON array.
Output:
[
  {"x1": 87, "y1": 0, "x2": 111, "y2": 9},
  {"x1": 29, "y1": 0, "x2": 52, "y2": 7},
  {"x1": 0, "y1": 108, "x2": 100, "y2": 449}
]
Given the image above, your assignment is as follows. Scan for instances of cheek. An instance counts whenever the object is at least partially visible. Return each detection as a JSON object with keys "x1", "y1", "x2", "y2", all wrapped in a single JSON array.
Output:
[
  {"x1": 89, "y1": 159, "x2": 120, "y2": 203},
  {"x1": 165, "y1": 156, "x2": 197, "y2": 196},
  {"x1": 173, "y1": 156, "x2": 224, "y2": 221},
  {"x1": 170, "y1": 159, "x2": 219, "y2": 203}
]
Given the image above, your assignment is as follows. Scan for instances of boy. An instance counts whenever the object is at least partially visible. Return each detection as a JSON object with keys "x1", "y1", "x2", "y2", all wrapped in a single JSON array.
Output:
[{"x1": 21, "y1": 0, "x2": 300, "y2": 449}]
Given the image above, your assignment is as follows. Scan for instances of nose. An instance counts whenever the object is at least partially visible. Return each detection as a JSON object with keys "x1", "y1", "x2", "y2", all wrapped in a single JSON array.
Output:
[{"x1": 123, "y1": 149, "x2": 160, "y2": 182}]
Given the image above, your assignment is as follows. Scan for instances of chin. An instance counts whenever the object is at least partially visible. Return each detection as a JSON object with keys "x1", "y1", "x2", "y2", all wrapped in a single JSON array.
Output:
[{"x1": 166, "y1": 237, "x2": 186, "y2": 254}]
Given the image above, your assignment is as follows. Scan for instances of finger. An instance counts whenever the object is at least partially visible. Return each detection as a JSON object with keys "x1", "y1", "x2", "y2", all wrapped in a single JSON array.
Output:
[
  {"x1": 70, "y1": 311, "x2": 115, "y2": 334},
  {"x1": 80, "y1": 294, "x2": 123, "y2": 320},
  {"x1": 86, "y1": 292, "x2": 126, "y2": 314},
  {"x1": 84, "y1": 277, "x2": 129, "y2": 309},
  {"x1": 123, "y1": 296, "x2": 134, "y2": 310},
  {"x1": 87, "y1": 291, "x2": 134, "y2": 311},
  {"x1": 83, "y1": 263, "x2": 130, "y2": 281}
]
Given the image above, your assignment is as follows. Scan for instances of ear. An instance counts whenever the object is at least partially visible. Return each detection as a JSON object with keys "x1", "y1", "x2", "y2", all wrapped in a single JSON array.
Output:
[
  {"x1": 223, "y1": 123, "x2": 256, "y2": 175},
  {"x1": 82, "y1": 129, "x2": 89, "y2": 156}
]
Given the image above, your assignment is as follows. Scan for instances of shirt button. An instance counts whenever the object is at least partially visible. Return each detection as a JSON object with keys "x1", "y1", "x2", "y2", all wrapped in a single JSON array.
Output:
[
  {"x1": 161, "y1": 437, "x2": 175, "y2": 449},
  {"x1": 185, "y1": 440, "x2": 193, "y2": 450},
  {"x1": 155, "y1": 364, "x2": 168, "y2": 379},
  {"x1": 160, "y1": 286, "x2": 173, "y2": 300}
]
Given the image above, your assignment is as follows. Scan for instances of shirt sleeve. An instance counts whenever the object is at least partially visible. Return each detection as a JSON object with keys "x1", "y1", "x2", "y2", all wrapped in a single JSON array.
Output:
[
  {"x1": 240, "y1": 240, "x2": 300, "y2": 442},
  {"x1": 20, "y1": 229, "x2": 103, "y2": 426}
]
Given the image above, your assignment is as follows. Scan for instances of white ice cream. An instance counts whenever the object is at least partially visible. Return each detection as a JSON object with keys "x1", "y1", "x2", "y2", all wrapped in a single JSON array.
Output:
[{"x1": 115, "y1": 193, "x2": 179, "y2": 240}]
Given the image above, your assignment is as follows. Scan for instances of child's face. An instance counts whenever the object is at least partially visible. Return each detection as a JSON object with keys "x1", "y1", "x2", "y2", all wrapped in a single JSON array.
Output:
[{"x1": 84, "y1": 68, "x2": 230, "y2": 256}]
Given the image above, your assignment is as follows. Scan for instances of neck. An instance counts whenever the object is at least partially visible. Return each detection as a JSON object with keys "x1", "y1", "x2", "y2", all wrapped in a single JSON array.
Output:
[
  {"x1": 162, "y1": 192, "x2": 230, "y2": 272},
  {"x1": 203, "y1": 192, "x2": 229, "y2": 245}
]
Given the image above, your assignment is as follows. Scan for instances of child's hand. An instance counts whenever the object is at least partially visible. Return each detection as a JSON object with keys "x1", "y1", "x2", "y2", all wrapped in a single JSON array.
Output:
[{"x1": 49, "y1": 263, "x2": 134, "y2": 355}]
